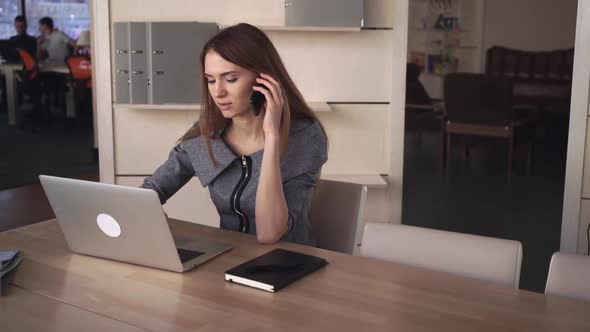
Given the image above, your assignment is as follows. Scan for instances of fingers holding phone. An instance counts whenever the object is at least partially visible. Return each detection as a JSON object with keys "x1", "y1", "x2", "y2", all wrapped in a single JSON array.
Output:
[
  {"x1": 249, "y1": 85, "x2": 266, "y2": 116},
  {"x1": 252, "y1": 73, "x2": 284, "y2": 137}
]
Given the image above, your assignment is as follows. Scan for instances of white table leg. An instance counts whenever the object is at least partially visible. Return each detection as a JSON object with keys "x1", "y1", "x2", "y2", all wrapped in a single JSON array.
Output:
[
  {"x1": 65, "y1": 82, "x2": 76, "y2": 119},
  {"x1": 5, "y1": 67, "x2": 19, "y2": 126}
]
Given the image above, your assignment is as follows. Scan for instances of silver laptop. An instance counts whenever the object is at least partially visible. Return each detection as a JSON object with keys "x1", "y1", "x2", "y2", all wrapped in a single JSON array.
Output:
[{"x1": 39, "y1": 175, "x2": 232, "y2": 272}]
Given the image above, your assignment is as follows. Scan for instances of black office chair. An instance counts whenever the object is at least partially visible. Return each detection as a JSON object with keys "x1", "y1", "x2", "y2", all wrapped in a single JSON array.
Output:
[
  {"x1": 16, "y1": 48, "x2": 46, "y2": 131},
  {"x1": 443, "y1": 73, "x2": 534, "y2": 177}
]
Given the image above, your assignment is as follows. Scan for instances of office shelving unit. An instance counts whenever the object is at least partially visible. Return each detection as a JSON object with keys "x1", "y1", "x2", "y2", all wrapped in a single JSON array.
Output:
[{"x1": 95, "y1": 0, "x2": 403, "y2": 244}]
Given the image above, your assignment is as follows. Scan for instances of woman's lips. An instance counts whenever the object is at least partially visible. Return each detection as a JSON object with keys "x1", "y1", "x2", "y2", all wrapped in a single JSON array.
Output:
[{"x1": 218, "y1": 102, "x2": 232, "y2": 110}]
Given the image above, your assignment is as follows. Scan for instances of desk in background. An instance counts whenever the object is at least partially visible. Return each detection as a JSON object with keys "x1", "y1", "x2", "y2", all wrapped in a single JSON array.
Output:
[
  {"x1": 0, "y1": 62, "x2": 22, "y2": 126},
  {"x1": 0, "y1": 63, "x2": 75, "y2": 126},
  {"x1": 1, "y1": 219, "x2": 590, "y2": 331}
]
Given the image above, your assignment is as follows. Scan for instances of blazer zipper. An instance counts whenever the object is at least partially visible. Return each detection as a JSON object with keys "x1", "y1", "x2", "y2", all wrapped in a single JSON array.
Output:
[{"x1": 230, "y1": 156, "x2": 251, "y2": 233}]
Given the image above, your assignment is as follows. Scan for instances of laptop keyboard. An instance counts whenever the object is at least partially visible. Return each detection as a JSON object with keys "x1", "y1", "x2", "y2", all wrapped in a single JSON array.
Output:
[{"x1": 177, "y1": 248, "x2": 205, "y2": 263}]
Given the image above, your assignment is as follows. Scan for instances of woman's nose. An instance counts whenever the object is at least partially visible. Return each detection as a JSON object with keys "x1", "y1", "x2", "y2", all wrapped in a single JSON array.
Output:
[{"x1": 213, "y1": 82, "x2": 227, "y2": 98}]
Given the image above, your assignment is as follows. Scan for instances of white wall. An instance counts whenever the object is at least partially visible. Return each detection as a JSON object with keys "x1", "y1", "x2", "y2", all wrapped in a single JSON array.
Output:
[
  {"x1": 483, "y1": 0, "x2": 577, "y2": 52},
  {"x1": 560, "y1": 0, "x2": 588, "y2": 254},
  {"x1": 574, "y1": 117, "x2": 590, "y2": 254}
]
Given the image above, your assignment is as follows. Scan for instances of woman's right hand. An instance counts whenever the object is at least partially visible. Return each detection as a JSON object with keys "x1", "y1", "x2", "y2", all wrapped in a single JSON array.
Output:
[{"x1": 252, "y1": 73, "x2": 285, "y2": 140}]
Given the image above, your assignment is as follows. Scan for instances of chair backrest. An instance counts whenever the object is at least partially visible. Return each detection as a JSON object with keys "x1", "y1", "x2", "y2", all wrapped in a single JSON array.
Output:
[
  {"x1": 444, "y1": 73, "x2": 513, "y2": 126},
  {"x1": 360, "y1": 223, "x2": 523, "y2": 288},
  {"x1": 310, "y1": 179, "x2": 367, "y2": 255},
  {"x1": 17, "y1": 48, "x2": 37, "y2": 80},
  {"x1": 65, "y1": 55, "x2": 92, "y2": 81},
  {"x1": 545, "y1": 252, "x2": 590, "y2": 302}
]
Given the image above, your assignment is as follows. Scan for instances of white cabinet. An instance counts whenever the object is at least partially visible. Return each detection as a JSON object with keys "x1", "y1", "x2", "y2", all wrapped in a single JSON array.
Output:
[
  {"x1": 112, "y1": 104, "x2": 390, "y2": 229},
  {"x1": 114, "y1": 105, "x2": 390, "y2": 177},
  {"x1": 98, "y1": 0, "x2": 404, "y2": 231},
  {"x1": 315, "y1": 104, "x2": 389, "y2": 175},
  {"x1": 114, "y1": 108, "x2": 198, "y2": 174},
  {"x1": 266, "y1": 30, "x2": 392, "y2": 102}
]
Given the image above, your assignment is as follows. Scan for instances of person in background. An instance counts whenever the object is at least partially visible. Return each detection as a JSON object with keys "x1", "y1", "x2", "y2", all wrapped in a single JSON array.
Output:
[
  {"x1": 9, "y1": 15, "x2": 37, "y2": 57},
  {"x1": 405, "y1": 62, "x2": 431, "y2": 106},
  {"x1": 404, "y1": 62, "x2": 440, "y2": 138},
  {"x1": 37, "y1": 16, "x2": 76, "y2": 64}
]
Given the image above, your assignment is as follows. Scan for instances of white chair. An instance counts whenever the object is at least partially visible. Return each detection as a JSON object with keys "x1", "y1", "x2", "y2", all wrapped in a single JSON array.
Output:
[
  {"x1": 360, "y1": 223, "x2": 523, "y2": 288},
  {"x1": 310, "y1": 179, "x2": 367, "y2": 255},
  {"x1": 545, "y1": 252, "x2": 590, "y2": 302}
]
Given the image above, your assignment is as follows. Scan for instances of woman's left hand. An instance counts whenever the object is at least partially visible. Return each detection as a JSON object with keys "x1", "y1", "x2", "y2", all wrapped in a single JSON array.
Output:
[{"x1": 252, "y1": 73, "x2": 284, "y2": 138}]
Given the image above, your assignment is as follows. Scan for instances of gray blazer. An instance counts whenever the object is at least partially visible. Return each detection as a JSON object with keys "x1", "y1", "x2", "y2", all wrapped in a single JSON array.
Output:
[{"x1": 141, "y1": 118, "x2": 328, "y2": 246}]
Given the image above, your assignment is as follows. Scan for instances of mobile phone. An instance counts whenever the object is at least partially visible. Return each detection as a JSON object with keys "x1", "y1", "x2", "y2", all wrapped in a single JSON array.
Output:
[{"x1": 249, "y1": 84, "x2": 266, "y2": 116}]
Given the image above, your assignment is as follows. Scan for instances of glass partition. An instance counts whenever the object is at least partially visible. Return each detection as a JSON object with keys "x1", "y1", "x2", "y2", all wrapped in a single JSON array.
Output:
[
  {"x1": 26, "y1": 0, "x2": 89, "y2": 40},
  {"x1": 0, "y1": 0, "x2": 21, "y2": 39}
]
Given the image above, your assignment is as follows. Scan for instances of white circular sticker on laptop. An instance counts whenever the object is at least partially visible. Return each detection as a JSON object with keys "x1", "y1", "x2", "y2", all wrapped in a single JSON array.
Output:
[{"x1": 96, "y1": 213, "x2": 122, "y2": 238}]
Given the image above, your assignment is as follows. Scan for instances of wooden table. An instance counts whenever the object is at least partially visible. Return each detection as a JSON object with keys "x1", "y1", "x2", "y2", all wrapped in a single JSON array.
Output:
[
  {"x1": 1, "y1": 219, "x2": 590, "y2": 331},
  {"x1": 0, "y1": 285, "x2": 147, "y2": 331}
]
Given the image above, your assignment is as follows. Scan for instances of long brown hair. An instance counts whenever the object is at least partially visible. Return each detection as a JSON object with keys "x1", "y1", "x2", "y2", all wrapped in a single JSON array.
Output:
[{"x1": 180, "y1": 23, "x2": 326, "y2": 165}]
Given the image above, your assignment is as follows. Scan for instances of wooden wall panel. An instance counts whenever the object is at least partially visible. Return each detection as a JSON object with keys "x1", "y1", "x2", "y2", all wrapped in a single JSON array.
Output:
[
  {"x1": 268, "y1": 30, "x2": 392, "y2": 102},
  {"x1": 316, "y1": 104, "x2": 389, "y2": 174},
  {"x1": 114, "y1": 108, "x2": 198, "y2": 174}
]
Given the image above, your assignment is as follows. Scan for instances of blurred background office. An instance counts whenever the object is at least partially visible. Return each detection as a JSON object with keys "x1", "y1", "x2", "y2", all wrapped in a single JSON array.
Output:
[
  {"x1": 9, "y1": 15, "x2": 36, "y2": 57},
  {"x1": 0, "y1": 0, "x2": 95, "y2": 231}
]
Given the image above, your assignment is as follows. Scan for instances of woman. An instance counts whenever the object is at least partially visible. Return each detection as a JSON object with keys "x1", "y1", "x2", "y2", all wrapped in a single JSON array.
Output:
[{"x1": 142, "y1": 23, "x2": 328, "y2": 246}]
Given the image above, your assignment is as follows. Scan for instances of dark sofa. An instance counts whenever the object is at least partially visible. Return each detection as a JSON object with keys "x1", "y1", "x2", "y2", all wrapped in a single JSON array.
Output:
[{"x1": 485, "y1": 46, "x2": 573, "y2": 108}]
